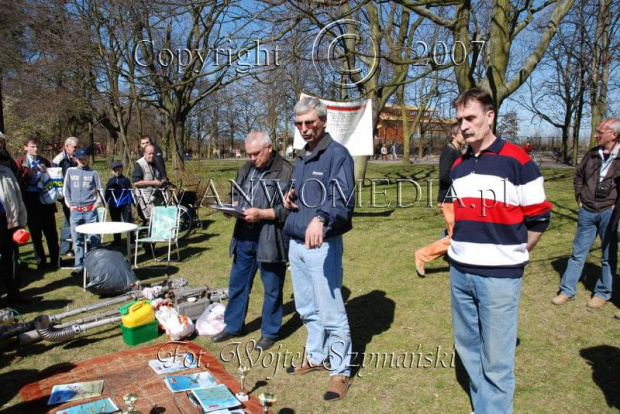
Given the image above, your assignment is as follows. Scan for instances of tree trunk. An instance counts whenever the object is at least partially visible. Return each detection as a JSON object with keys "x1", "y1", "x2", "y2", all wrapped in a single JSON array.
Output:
[
  {"x1": 572, "y1": 92, "x2": 585, "y2": 165},
  {"x1": 107, "y1": 133, "x2": 115, "y2": 165},
  {"x1": 0, "y1": 70, "x2": 4, "y2": 133},
  {"x1": 89, "y1": 120, "x2": 95, "y2": 163},
  {"x1": 397, "y1": 86, "x2": 411, "y2": 165},
  {"x1": 589, "y1": 0, "x2": 612, "y2": 147},
  {"x1": 172, "y1": 118, "x2": 188, "y2": 180},
  {"x1": 561, "y1": 125, "x2": 569, "y2": 164}
]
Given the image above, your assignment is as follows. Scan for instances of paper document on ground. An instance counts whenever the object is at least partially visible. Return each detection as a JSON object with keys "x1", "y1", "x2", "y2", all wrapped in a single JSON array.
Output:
[
  {"x1": 54, "y1": 397, "x2": 119, "y2": 414},
  {"x1": 164, "y1": 371, "x2": 217, "y2": 392},
  {"x1": 47, "y1": 380, "x2": 104, "y2": 405},
  {"x1": 148, "y1": 352, "x2": 198, "y2": 374},
  {"x1": 190, "y1": 385, "x2": 241, "y2": 412}
]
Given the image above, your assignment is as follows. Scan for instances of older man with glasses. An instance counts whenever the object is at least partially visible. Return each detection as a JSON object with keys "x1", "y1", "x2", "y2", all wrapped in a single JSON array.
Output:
[
  {"x1": 552, "y1": 117, "x2": 620, "y2": 309},
  {"x1": 211, "y1": 131, "x2": 293, "y2": 351},
  {"x1": 53, "y1": 136, "x2": 80, "y2": 257},
  {"x1": 283, "y1": 96, "x2": 356, "y2": 401}
]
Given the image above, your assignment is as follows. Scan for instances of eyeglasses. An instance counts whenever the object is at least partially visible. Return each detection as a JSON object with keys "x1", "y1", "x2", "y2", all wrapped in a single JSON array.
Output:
[
  {"x1": 294, "y1": 119, "x2": 318, "y2": 128},
  {"x1": 595, "y1": 129, "x2": 613, "y2": 136}
]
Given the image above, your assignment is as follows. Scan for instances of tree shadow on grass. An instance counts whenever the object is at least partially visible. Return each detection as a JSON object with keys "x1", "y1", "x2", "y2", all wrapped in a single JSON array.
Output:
[
  {"x1": 134, "y1": 266, "x2": 179, "y2": 279},
  {"x1": 580, "y1": 345, "x2": 620, "y2": 409},
  {"x1": 62, "y1": 325, "x2": 123, "y2": 349},
  {"x1": 243, "y1": 296, "x2": 303, "y2": 341},
  {"x1": 22, "y1": 275, "x2": 83, "y2": 299},
  {"x1": 547, "y1": 200, "x2": 579, "y2": 223},
  {"x1": 454, "y1": 352, "x2": 470, "y2": 405},
  {"x1": 550, "y1": 257, "x2": 603, "y2": 296},
  {"x1": 353, "y1": 210, "x2": 395, "y2": 218},
  {"x1": 0, "y1": 360, "x2": 76, "y2": 413},
  {"x1": 4, "y1": 298, "x2": 73, "y2": 316},
  {"x1": 346, "y1": 289, "x2": 396, "y2": 377},
  {"x1": 178, "y1": 246, "x2": 210, "y2": 262},
  {"x1": 183, "y1": 231, "x2": 217, "y2": 244}
]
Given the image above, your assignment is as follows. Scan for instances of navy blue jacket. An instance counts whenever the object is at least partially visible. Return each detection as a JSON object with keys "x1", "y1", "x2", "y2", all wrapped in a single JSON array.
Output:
[
  {"x1": 105, "y1": 175, "x2": 133, "y2": 209},
  {"x1": 284, "y1": 134, "x2": 355, "y2": 241}
]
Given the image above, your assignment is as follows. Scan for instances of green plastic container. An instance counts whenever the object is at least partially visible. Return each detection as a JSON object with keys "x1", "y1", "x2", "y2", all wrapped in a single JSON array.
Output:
[{"x1": 120, "y1": 320, "x2": 159, "y2": 346}]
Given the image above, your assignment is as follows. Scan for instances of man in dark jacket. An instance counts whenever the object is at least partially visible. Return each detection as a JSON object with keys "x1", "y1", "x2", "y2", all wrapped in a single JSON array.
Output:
[
  {"x1": 552, "y1": 117, "x2": 620, "y2": 308},
  {"x1": 105, "y1": 160, "x2": 133, "y2": 245},
  {"x1": 211, "y1": 131, "x2": 293, "y2": 351},
  {"x1": 283, "y1": 96, "x2": 355, "y2": 401},
  {"x1": 15, "y1": 138, "x2": 59, "y2": 270}
]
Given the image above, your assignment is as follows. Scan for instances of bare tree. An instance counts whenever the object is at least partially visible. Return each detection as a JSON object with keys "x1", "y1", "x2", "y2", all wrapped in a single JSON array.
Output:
[
  {"x1": 588, "y1": 0, "x2": 620, "y2": 145},
  {"x1": 397, "y1": 0, "x2": 575, "y2": 116},
  {"x1": 496, "y1": 110, "x2": 520, "y2": 143},
  {"x1": 130, "y1": 0, "x2": 294, "y2": 177}
]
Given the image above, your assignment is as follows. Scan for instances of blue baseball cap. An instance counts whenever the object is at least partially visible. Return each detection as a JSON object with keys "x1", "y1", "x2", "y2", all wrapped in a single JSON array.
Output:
[{"x1": 75, "y1": 147, "x2": 88, "y2": 158}]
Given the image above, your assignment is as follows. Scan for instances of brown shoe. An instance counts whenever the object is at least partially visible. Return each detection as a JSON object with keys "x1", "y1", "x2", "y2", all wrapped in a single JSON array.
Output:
[
  {"x1": 586, "y1": 296, "x2": 606, "y2": 309},
  {"x1": 614, "y1": 313, "x2": 620, "y2": 320},
  {"x1": 324, "y1": 375, "x2": 352, "y2": 401},
  {"x1": 551, "y1": 294, "x2": 574, "y2": 305},
  {"x1": 286, "y1": 359, "x2": 330, "y2": 375},
  {"x1": 414, "y1": 251, "x2": 425, "y2": 277}
]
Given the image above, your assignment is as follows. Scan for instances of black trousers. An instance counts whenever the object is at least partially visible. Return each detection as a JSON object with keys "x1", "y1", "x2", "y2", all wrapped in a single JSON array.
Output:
[
  {"x1": 0, "y1": 216, "x2": 20, "y2": 297},
  {"x1": 24, "y1": 192, "x2": 59, "y2": 266},
  {"x1": 109, "y1": 204, "x2": 132, "y2": 243},
  {"x1": 59, "y1": 202, "x2": 72, "y2": 254}
]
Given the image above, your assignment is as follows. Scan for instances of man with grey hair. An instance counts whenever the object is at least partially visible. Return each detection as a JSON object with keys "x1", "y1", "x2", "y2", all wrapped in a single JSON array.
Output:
[
  {"x1": 211, "y1": 131, "x2": 293, "y2": 351},
  {"x1": 552, "y1": 117, "x2": 620, "y2": 309},
  {"x1": 283, "y1": 96, "x2": 356, "y2": 401},
  {"x1": 53, "y1": 136, "x2": 80, "y2": 257},
  {"x1": 132, "y1": 144, "x2": 165, "y2": 225}
]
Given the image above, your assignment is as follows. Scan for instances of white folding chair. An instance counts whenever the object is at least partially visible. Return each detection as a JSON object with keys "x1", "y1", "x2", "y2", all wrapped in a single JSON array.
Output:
[{"x1": 134, "y1": 206, "x2": 180, "y2": 268}]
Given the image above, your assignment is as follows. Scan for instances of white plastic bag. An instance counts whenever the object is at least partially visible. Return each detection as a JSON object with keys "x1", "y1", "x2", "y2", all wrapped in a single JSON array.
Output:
[
  {"x1": 154, "y1": 302, "x2": 195, "y2": 340},
  {"x1": 195, "y1": 303, "x2": 226, "y2": 336}
]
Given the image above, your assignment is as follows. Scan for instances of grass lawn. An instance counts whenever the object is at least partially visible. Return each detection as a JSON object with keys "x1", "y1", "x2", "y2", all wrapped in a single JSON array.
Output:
[{"x1": 0, "y1": 160, "x2": 618, "y2": 413}]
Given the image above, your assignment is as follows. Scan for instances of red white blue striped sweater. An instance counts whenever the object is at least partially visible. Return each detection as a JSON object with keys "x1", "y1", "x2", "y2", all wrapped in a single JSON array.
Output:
[{"x1": 447, "y1": 138, "x2": 552, "y2": 278}]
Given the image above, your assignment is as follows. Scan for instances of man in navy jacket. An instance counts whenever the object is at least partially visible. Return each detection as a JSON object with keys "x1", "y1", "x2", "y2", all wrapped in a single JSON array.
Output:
[{"x1": 283, "y1": 96, "x2": 355, "y2": 401}]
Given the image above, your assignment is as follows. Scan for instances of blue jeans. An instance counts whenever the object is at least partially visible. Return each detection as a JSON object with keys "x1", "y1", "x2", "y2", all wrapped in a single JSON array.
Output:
[
  {"x1": 559, "y1": 207, "x2": 617, "y2": 300},
  {"x1": 289, "y1": 237, "x2": 352, "y2": 376},
  {"x1": 70, "y1": 210, "x2": 100, "y2": 271},
  {"x1": 224, "y1": 239, "x2": 286, "y2": 339},
  {"x1": 451, "y1": 267, "x2": 522, "y2": 414}
]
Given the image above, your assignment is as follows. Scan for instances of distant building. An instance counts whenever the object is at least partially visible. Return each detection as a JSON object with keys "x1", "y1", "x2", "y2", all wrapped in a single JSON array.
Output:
[{"x1": 376, "y1": 105, "x2": 454, "y2": 153}]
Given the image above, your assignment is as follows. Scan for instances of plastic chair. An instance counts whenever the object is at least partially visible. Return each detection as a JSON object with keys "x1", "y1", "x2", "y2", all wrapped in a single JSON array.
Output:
[{"x1": 134, "y1": 206, "x2": 180, "y2": 268}]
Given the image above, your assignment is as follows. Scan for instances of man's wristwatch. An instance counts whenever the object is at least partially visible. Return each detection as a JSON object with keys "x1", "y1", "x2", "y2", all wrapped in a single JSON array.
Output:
[{"x1": 314, "y1": 215, "x2": 327, "y2": 225}]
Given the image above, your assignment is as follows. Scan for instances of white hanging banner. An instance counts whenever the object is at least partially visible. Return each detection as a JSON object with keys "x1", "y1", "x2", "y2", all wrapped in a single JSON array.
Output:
[{"x1": 293, "y1": 93, "x2": 373, "y2": 156}]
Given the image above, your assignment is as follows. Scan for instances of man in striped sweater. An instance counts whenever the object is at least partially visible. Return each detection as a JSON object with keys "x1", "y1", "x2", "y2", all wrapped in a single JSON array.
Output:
[{"x1": 448, "y1": 88, "x2": 552, "y2": 414}]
